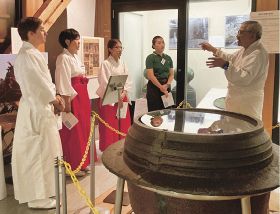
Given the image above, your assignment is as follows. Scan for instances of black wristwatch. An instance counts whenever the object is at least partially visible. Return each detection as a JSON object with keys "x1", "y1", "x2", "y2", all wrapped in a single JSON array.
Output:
[{"x1": 222, "y1": 61, "x2": 229, "y2": 70}]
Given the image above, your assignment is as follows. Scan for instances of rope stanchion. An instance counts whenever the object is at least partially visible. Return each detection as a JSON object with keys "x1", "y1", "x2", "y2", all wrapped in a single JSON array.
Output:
[
  {"x1": 61, "y1": 157, "x2": 67, "y2": 214},
  {"x1": 60, "y1": 160, "x2": 100, "y2": 214},
  {"x1": 70, "y1": 115, "x2": 95, "y2": 174},
  {"x1": 54, "y1": 157, "x2": 60, "y2": 214},
  {"x1": 54, "y1": 111, "x2": 128, "y2": 214}
]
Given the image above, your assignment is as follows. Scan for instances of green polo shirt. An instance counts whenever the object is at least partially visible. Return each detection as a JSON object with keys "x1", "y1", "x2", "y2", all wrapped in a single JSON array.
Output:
[{"x1": 145, "y1": 52, "x2": 173, "y2": 80}]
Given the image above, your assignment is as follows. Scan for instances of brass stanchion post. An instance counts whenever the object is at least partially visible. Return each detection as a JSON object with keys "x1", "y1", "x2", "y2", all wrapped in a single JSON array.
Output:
[
  {"x1": 90, "y1": 119, "x2": 96, "y2": 213},
  {"x1": 61, "y1": 156, "x2": 67, "y2": 214},
  {"x1": 55, "y1": 157, "x2": 60, "y2": 214}
]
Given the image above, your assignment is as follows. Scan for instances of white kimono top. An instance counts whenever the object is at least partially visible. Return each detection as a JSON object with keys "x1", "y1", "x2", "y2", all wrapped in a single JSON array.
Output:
[
  {"x1": 55, "y1": 48, "x2": 85, "y2": 98},
  {"x1": 96, "y1": 55, "x2": 132, "y2": 100},
  {"x1": 216, "y1": 40, "x2": 269, "y2": 120},
  {"x1": 12, "y1": 42, "x2": 62, "y2": 203}
]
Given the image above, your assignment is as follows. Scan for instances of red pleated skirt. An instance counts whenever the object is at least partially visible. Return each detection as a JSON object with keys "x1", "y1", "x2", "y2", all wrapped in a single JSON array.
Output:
[
  {"x1": 59, "y1": 76, "x2": 97, "y2": 170},
  {"x1": 98, "y1": 98, "x2": 131, "y2": 152}
]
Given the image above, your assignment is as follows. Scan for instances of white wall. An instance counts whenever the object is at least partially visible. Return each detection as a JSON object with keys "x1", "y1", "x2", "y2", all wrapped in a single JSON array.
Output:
[
  {"x1": 141, "y1": 10, "x2": 178, "y2": 75},
  {"x1": 67, "y1": 0, "x2": 98, "y2": 98},
  {"x1": 129, "y1": 0, "x2": 251, "y2": 105},
  {"x1": 119, "y1": 13, "x2": 144, "y2": 101},
  {"x1": 67, "y1": 0, "x2": 95, "y2": 37}
]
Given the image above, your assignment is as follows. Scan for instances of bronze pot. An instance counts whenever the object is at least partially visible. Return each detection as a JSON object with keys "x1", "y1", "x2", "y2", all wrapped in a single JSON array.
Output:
[{"x1": 102, "y1": 109, "x2": 279, "y2": 214}]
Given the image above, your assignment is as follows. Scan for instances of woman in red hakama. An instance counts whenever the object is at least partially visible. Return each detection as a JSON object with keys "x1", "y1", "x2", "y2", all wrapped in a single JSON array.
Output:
[
  {"x1": 97, "y1": 39, "x2": 132, "y2": 152},
  {"x1": 55, "y1": 29, "x2": 97, "y2": 172}
]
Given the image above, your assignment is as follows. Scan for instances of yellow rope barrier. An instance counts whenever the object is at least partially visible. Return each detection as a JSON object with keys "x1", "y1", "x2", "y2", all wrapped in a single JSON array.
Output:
[
  {"x1": 92, "y1": 111, "x2": 126, "y2": 137},
  {"x1": 71, "y1": 114, "x2": 95, "y2": 174},
  {"x1": 60, "y1": 111, "x2": 128, "y2": 214},
  {"x1": 60, "y1": 160, "x2": 99, "y2": 214}
]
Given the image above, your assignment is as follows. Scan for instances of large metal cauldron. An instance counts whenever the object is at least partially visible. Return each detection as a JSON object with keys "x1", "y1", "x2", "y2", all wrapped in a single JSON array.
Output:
[{"x1": 102, "y1": 109, "x2": 279, "y2": 214}]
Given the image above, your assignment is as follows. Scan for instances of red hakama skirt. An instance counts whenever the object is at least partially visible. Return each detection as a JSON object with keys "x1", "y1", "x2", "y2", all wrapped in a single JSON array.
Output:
[
  {"x1": 98, "y1": 98, "x2": 131, "y2": 152},
  {"x1": 59, "y1": 76, "x2": 97, "y2": 170}
]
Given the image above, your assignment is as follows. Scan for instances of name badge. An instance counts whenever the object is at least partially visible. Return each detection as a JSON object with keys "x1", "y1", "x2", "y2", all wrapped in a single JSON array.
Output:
[{"x1": 161, "y1": 58, "x2": 166, "y2": 65}]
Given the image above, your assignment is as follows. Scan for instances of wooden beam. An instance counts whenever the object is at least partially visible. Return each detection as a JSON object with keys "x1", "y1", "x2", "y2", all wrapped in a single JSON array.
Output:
[{"x1": 34, "y1": 0, "x2": 71, "y2": 31}]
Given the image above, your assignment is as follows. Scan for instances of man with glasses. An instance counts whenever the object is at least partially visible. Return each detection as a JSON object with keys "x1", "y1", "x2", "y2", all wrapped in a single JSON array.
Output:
[{"x1": 200, "y1": 21, "x2": 268, "y2": 120}]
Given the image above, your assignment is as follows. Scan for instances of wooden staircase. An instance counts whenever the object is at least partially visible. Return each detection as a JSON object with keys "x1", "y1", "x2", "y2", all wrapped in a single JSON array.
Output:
[{"x1": 34, "y1": 0, "x2": 71, "y2": 31}]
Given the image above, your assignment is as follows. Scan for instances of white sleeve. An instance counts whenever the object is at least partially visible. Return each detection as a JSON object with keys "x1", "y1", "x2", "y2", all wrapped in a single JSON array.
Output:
[
  {"x1": 216, "y1": 48, "x2": 239, "y2": 62},
  {"x1": 124, "y1": 62, "x2": 132, "y2": 93},
  {"x1": 96, "y1": 61, "x2": 110, "y2": 98},
  {"x1": 15, "y1": 52, "x2": 56, "y2": 106},
  {"x1": 224, "y1": 49, "x2": 267, "y2": 86},
  {"x1": 55, "y1": 54, "x2": 77, "y2": 97}
]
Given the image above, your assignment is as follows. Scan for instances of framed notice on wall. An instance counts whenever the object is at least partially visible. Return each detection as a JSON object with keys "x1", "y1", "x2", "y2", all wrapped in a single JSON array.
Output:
[
  {"x1": 79, "y1": 36, "x2": 104, "y2": 77},
  {"x1": 225, "y1": 15, "x2": 249, "y2": 48},
  {"x1": 250, "y1": 10, "x2": 280, "y2": 54},
  {"x1": 188, "y1": 18, "x2": 208, "y2": 49}
]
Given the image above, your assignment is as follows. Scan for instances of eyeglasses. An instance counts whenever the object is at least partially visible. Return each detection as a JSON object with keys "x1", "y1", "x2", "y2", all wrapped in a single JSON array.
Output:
[
  {"x1": 113, "y1": 46, "x2": 124, "y2": 50},
  {"x1": 237, "y1": 30, "x2": 252, "y2": 35}
]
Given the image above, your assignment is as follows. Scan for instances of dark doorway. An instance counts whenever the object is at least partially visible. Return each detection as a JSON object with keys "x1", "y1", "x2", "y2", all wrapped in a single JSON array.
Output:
[{"x1": 112, "y1": 0, "x2": 188, "y2": 106}]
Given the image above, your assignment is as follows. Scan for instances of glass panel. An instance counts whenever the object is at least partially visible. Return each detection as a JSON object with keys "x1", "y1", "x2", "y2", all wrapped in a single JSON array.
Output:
[
  {"x1": 187, "y1": 0, "x2": 252, "y2": 109},
  {"x1": 140, "y1": 109, "x2": 256, "y2": 134},
  {"x1": 119, "y1": 10, "x2": 178, "y2": 102}
]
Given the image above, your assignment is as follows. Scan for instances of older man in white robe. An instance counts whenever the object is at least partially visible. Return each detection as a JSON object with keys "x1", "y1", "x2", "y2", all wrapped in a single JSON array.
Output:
[
  {"x1": 200, "y1": 21, "x2": 268, "y2": 120},
  {"x1": 11, "y1": 17, "x2": 64, "y2": 209}
]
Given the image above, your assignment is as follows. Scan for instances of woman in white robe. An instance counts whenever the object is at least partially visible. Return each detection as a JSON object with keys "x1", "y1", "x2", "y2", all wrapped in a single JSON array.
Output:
[
  {"x1": 11, "y1": 17, "x2": 64, "y2": 209},
  {"x1": 96, "y1": 39, "x2": 132, "y2": 151}
]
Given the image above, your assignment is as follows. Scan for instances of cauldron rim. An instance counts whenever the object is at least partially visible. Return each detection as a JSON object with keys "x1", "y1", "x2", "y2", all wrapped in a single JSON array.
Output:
[{"x1": 135, "y1": 108, "x2": 263, "y2": 137}]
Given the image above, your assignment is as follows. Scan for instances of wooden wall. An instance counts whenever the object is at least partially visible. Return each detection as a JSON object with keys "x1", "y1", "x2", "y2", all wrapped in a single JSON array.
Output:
[
  {"x1": 22, "y1": 0, "x2": 44, "y2": 17},
  {"x1": 95, "y1": 0, "x2": 111, "y2": 57},
  {"x1": 256, "y1": 0, "x2": 279, "y2": 135}
]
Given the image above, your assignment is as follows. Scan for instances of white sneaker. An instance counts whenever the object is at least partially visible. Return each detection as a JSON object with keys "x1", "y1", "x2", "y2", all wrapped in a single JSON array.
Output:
[{"x1": 27, "y1": 198, "x2": 56, "y2": 209}]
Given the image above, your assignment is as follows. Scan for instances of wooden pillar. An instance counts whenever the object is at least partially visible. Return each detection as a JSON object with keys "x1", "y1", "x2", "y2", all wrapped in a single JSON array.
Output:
[
  {"x1": 256, "y1": 0, "x2": 278, "y2": 135},
  {"x1": 94, "y1": 0, "x2": 111, "y2": 57}
]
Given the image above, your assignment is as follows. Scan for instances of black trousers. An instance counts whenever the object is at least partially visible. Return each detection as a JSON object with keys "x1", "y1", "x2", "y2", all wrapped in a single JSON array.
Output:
[{"x1": 146, "y1": 80, "x2": 170, "y2": 112}]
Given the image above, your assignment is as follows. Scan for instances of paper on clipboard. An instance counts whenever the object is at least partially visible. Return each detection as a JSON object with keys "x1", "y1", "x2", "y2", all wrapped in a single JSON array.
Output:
[
  {"x1": 62, "y1": 112, "x2": 79, "y2": 129},
  {"x1": 161, "y1": 92, "x2": 175, "y2": 108},
  {"x1": 116, "y1": 102, "x2": 128, "y2": 119}
]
